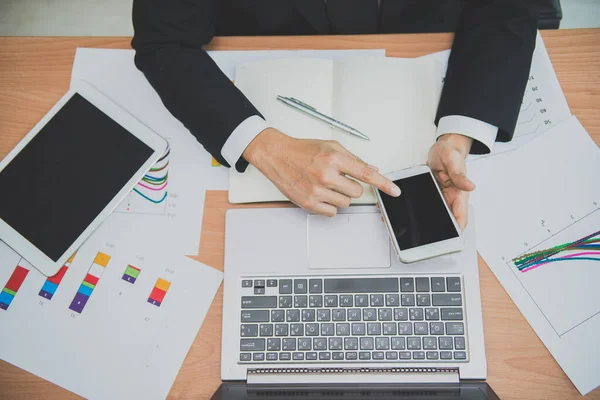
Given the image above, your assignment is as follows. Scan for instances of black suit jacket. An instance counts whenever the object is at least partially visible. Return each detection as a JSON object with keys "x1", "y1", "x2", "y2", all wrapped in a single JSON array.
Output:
[{"x1": 131, "y1": 0, "x2": 539, "y2": 170}]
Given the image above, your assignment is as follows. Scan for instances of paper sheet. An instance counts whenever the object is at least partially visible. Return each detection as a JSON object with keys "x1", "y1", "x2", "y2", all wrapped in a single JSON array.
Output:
[
  {"x1": 0, "y1": 236, "x2": 223, "y2": 399},
  {"x1": 422, "y1": 32, "x2": 571, "y2": 164},
  {"x1": 469, "y1": 116, "x2": 600, "y2": 395}
]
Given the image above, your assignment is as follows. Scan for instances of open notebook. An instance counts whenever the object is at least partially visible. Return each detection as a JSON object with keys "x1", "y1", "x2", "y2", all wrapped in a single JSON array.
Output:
[{"x1": 229, "y1": 56, "x2": 441, "y2": 204}]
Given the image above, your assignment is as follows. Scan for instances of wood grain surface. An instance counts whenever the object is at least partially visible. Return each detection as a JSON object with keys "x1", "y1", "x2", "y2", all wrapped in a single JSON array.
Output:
[{"x1": 0, "y1": 30, "x2": 599, "y2": 399}]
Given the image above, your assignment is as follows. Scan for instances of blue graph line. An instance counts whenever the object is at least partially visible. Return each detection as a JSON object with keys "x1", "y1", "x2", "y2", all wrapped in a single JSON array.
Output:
[{"x1": 133, "y1": 188, "x2": 168, "y2": 204}]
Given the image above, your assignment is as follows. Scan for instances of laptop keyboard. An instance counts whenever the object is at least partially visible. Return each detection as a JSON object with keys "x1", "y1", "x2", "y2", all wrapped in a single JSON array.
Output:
[{"x1": 237, "y1": 275, "x2": 468, "y2": 364}]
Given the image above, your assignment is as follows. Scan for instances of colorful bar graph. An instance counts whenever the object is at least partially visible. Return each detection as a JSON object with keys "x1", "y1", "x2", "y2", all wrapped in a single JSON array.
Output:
[
  {"x1": 147, "y1": 278, "x2": 171, "y2": 307},
  {"x1": 0, "y1": 262, "x2": 30, "y2": 311},
  {"x1": 69, "y1": 252, "x2": 110, "y2": 314},
  {"x1": 38, "y1": 253, "x2": 75, "y2": 300},
  {"x1": 122, "y1": 265, "x2": 141, "y2": 284}
]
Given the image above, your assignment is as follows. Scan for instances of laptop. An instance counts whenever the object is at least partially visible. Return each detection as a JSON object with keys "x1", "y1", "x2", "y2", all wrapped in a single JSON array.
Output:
[{"x1": 221, "y1": 206, "x2": 487, "y2": 390}]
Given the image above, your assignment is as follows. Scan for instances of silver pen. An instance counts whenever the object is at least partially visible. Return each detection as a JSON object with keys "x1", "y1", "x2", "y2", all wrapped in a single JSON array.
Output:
[{"x1": 276, "y1": 95, "x2": 370, "y2": 140}]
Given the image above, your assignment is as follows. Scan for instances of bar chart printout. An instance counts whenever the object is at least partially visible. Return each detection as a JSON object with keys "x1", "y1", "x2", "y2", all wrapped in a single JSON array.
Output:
[
  {"x1": 148, "y1": 278, "x2": 170, "y2": 307},
  {"x1": 39, "y1": 253, "x2": 75, "y2": 300},
  {"x1": 122, "y1": 265, "x2": 141, "y2": 284},
  {"x1": 0, "y1": 261, "x2": 30, "y2": 311},
  {"x1": 69, "y1": 252, "x2": 111, "y2": 313}
]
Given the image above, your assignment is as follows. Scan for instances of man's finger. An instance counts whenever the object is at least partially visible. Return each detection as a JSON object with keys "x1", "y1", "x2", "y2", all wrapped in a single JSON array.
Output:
[
  {"x1": 339, "y1": 154, "x2": 400, "y2": 197},
  {"x1": 451, "y1": 191, "x2": 470, "y2": 231},
  {"x1": 449, "y1": 171, "x2": 476, "y2": 192},
  {"x1": 445, "y1": 152, "x2": 476, "y2": 191},
  {"x1": 328, "y1": 173, "x2": 364, "y2": 199},
  {"x1": 312, "y1": 202, "x2": 338, "y2": 217},
  {"x1": 320, "y1": 188, "x2": 352, "y2": 209}
]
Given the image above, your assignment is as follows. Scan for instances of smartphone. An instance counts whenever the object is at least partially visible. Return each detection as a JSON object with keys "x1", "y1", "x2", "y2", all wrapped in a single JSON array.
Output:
[{"x1": 375, "y1": 165, "x2": 463, "y2": 263}]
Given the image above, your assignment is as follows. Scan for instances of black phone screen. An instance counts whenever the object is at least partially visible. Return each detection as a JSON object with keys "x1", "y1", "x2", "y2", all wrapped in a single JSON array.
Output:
[{"x1": 379, "y1": 172, "x2": 459, "y2": 250}]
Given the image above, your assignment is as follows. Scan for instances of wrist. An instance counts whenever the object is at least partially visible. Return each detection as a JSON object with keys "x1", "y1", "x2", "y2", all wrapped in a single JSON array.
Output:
[
  {"x1": 242, "y1": 128, "x2": 289, "y2": 166},
  {"x1": 438, "y1": 133, "x2": 473, "y2": 158}
]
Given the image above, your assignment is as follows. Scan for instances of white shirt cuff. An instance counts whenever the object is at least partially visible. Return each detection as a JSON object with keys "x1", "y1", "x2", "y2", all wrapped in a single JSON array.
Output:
[
  {"x1": 221, "y1": 115, "x2": 271, "y2": 170},
  {"x1": 437, "y1": 115, "x2": 498, "y2": 154}
]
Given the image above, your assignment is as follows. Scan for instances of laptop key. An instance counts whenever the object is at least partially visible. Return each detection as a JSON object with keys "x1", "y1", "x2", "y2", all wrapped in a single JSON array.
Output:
[
  {"x1": 398, "y1": 322, "x2": 413, "y2": 335},
  {"x1": 240, "y1": 324, "x2": 258, "y2": 337},
  {"x1": 345, "y1": 351, "x2": 358, "y2": 360},
  {"x1": 260, "y1": 324, "x2": 273, "y2": 337},
  {"x1": 399, "y1": 351, "x2": 411, "y2": 360},
  {"x1": 360, "y1": 337, "x2": 374, "y2": 350},
  {"x1": 340, "y1": 295, "x2": 353, "y2": 307},
  {"x1": 290, "y1": 324, "x2": 304, "y2": 336},
  {"x1": 324, "y1": 295, "x2": 338, "y2": 307},
  {"x1": 425, "y1": 308, "x2": 440, "y2": 321},
  {"x1": 446, "y1": 277, "x2": 461, "y2": 292},
  {"x1": 454, "y1": 351, "x2": 467, "y2": 360},
  {"x1": 394, "y1": 308, "x2": 408, "y2": 321},
  {"x1": 352, "y1": 323, "x2": 366, "y2": 336},
  {"x1": 415, "y1": 277, "x2": 430, "y2": 292},
  {"x1": 431, "y1": 278, "x2": 445, "y2": 292},
  {"x1": 275, "y1": 324, "x2": 289, "y2": 336},
  {"x1": 423, "y1": 337, "x2": 437, "y2": 350},
  {"x1": 359, "y1": 352, "x2": 371, "y2": 360},
  {"x1": 410, "y1": 308, "x2": 424, "y2": 321},
  {"x1": 375, "y1": 337, "x2": 389, "y2": 350},
  {"x1": 306, "y1": 323, "x2": 319, "y2": 336},
  {"x1": 401, "y1": 294, "x2": 415, "y2": 307},
  {"x1": 426, "y1": 351, "x2": 439, "y2": 360},
  {"x1": 317, "y1": 309, "x2": 331, "y2": 321},
  {"x1": 240, "y1": 353, "x2": 251, "y2": 361},
  {"x1": 370, "y1": 294, "x2": 384, "y2": 306},
  {"x1": 383, "y1": 322, "x2": 397, "y2": 335},
  {"x1": 400, "y1": 278, "x2": 414, "y2": 292},
  {"x1": 344, "y1": 337, "x2": 359, "y2": 350},
  {"x1": 455, "y1": 337, "x2": 466, "y2": 350},
  {"x1": 293, "y1": 352, "x2": 304, "y2": 361},
  {"x1": 417, "y1": 294, "x2": 431, "y2": 306},
  {"x1": 314, "y1": 338, "x2": 327, "y2": 350},
  {"x1": 386, "y1": 351, "x2": 398, "y2": 360},
  {"x1": 391, "y1": 337, "x2": 405, "y2": 350},
  {"x1": 302, "y1": 309, "x2": 316, "y2": 322},
  {"x1": 348, "y1": 309, "x2": 361, "y2": 321},
  {"x1": 267, "y1": 279, "x2": 277, "y2": 287},
  {"x1": 440, "y1": 351, "x2": 453, "y2": 360},
  {"x1": 294, "y1": 295, "x2": 307, "y2": 308},
  {"x1": 407, "y1": 338, "x2": 421, "y2": 350},
  {"x1": 266, "y1": 352, "x2": 277, "y2": 361},
  {"x1": 319, "y1": 352, "x2": 331, "y2": 360},
  {"x1": 309, "y1": 295, "x2": 323, "y2": 308},
  {"x1": 378, "y1": 308, "x2": 392, "y2": 321},
  {"x1": 241, "y1": 310, "x2": 269, "y2": 322},
  {"x1": 253, "y1": 353, "x2": 265, "y2": 361},
  {"x1": 294, "y1": 279, "x2": 307, "y2": 294},
  {"x1": 241, "y1": 296, "x2": 277, "y2": 309},
  {"x1": 254, "y1": 280, "x2": 265, "y2": 288},
  {"x1": 386, "y1": 294, "x2": 400, "y2": 307},
  {"x1": 363, "y1": 308, "x2": 377, "y2": 321},
  {"x1": 336, "y1": 323, "x2": 350, "y2": 336},
  {"x1": 279, "y1": 296, "x2": 292, "y2": 308},
  {"x1": 432, "y1": 294, "x2": 462, "y2": 306},
  {"x1": 355, "y1": 294, "x2": 369, "y2": 307},
  {"x1": 441, "y1": 308, "x2": 463, "y2": 320},
  {"x1": 298, "y1": 338, "x2": 312, "y2": 350},
  {"x1": 367, "y1": 323, "x2": 381, "y2": 335},
  {"x1": 309, "y1": 279, "x2": 322, "y2": 293},
  {"x1": 242, "y1": 280, "x2": 253, "y2": 288},
  {"x1": 279, "y1": 280, "x2": 292, "y2": 294},
  {"x1": 373, "y1": 351, "x2": 384, "y2": 360},
  {"x1": 306, "y1": 352, "x2": 317, "y2": 360},
  {"x1": 283, "y1": 338, "x2": 296, "y2": 351},
  {"x1": 329, "y1": 337, "x2": 343, "y2": 350},
  {"x1": 267, "y1": 338, "x2": 281, "y2": 351},
  {"x1": 271, "y1": 310, "x2": 284, "y2": 322},
  {"x1": 240, "y1": 339, "x2": 265, "y2": 351},
  {"x1": 439, "y1": 337, "x2": 453, "y2": 350},
  {"x1": 321, "y1": 323, "x2": 335, "y2": 336},
  {"x1": 332, "y1": 352, "x2": 344, "y2": 360},
  {"x1": 414, "y1": 322, "x2": 428, "y2": 335},
  {"x1": 286, "y1": 309, "x2": 300, "y2": 322},
  {"x1": 430, "y1": 322, "x2": 444, "y2": 335},
  {"x1": 332, "y1": 309, "x2": 346, "y2": 321},
  {"x1": 413, "y1": 351, "x2": 425, "y2": 360},
  {"x1": 445, "y1": 322, "x2": 464, "y2": 335},
  {"x1": 254, "y1": 287, "x2": 265, "y2": 295},
  {"x1": 279, "y1": 352, "x2": 291, "y2": 361}
]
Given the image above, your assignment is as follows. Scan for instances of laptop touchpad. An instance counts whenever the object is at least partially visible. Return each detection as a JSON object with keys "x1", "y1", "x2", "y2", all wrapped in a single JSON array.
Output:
[{"x1": 307, "y1": 213, "x2": 390, "y2": 270}]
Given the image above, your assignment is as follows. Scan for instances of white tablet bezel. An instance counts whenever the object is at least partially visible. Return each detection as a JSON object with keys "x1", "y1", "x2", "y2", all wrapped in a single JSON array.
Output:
[
  {"x1": 0, "y1": 81, "x2": 168, "y2": 276},
  {"x1": 375, "y1": 165, "x2": 464, "y2": 263}
]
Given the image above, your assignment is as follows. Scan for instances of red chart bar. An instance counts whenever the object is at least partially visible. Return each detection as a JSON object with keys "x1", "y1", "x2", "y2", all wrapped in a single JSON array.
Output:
[
  {"x1": 47, "y1": 265, "x2": 68, "y2": 285},
  {"x1": 5, "y1": 266, "x2": 29, "y2": 293}
]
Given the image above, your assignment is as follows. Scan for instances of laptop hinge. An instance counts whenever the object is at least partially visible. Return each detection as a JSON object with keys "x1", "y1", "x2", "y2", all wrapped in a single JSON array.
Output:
[{"x1": 247, "y1": 367, "x2": 460, "y2": 385}]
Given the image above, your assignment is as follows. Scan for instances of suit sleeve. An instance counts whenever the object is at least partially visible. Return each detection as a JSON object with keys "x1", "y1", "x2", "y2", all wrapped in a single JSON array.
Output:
[
  {"x1": 435, "y1": 0, "x2": 540, "y2": 154},
  {"x1": 131, "y1": 0, "x2": 261, "y2": 170}
]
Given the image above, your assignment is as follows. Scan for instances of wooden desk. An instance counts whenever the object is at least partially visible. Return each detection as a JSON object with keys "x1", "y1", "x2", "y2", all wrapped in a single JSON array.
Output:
[{"x1": 0, "y1": 30, "x2": 599, "y2": 399}]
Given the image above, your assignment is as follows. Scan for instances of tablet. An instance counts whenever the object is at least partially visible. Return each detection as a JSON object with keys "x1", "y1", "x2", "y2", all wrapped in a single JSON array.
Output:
[{"x1": 0, "y1": 81, "x2": 168, "y2": 276}]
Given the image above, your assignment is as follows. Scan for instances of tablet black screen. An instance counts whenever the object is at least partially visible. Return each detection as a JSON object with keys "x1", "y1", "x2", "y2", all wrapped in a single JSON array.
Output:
[{"x1": 0, "y1": 93, "x2": 153, "y2": 261}]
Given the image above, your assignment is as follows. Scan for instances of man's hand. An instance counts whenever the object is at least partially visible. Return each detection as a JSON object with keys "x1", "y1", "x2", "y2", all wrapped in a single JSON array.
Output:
[
  {"x1": 243, "y1": 128, "x2": 401, "y2": 216},
  {"x1": 427, "y1": 133, "x2": 476, "y2": 230}
]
